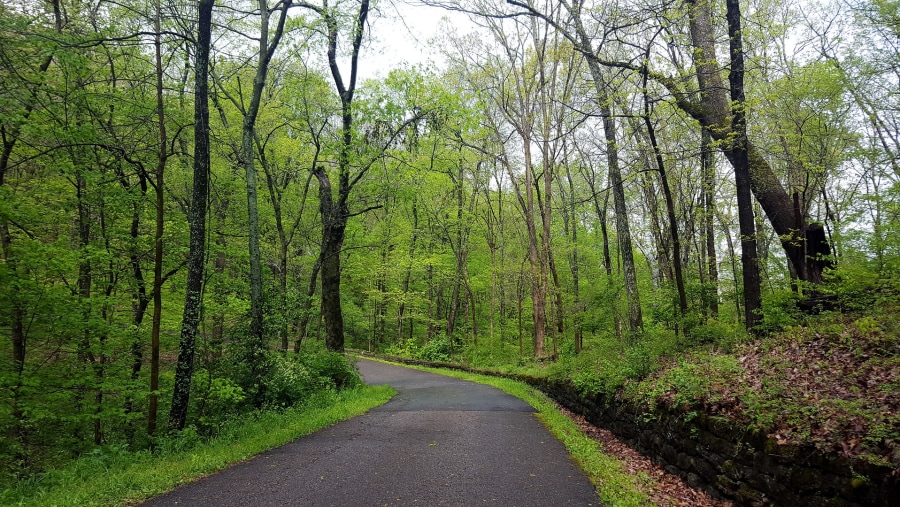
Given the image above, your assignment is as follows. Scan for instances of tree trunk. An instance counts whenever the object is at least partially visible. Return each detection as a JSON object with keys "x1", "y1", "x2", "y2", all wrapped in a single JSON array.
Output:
[
  {"x1": 169, "y1": 0, "x2": 214, "y2": 432},
  {"x1": 498, "y1": 120, "x2": 546, "y2": 356},
  {"x1": 305, "y1": 0, "x2": 370, "y2": 352},
  {"x1": 573, "y1": 12, "x2": 643, "y2": 335},
  {"x1": 701, "y1": 129, "x2": 720, "y2": 317},
  {"x1": 149, "y1": 2, "x2": 167, "y2": 434},
  {"x1": 294, "y1": 256, "x2": 321, "y2": 352},
  {"x1": 599, "y1": 100, "x2": 643, "y2": 336},
  {"x1": 315, "y1": 167, "x2": 347, "y2": 352},
  {"x1": 241, "y1": 0, "x2": 293, "y2": 364},
  {"x1": 523, "y1": 141, "x2": 547, "y2": 356},
  {"x1": 725, "y1": 0, "x2": 762, "y2": 330},
  {"x1": 563, "y1": 164, "x2": 582, "y2": 352},
  {"x1": 398, "y1": 195, "x2": 418, "y2": 342},
  {"x1": 641, "y1": 72, "x2": 687, "y2": 316}
]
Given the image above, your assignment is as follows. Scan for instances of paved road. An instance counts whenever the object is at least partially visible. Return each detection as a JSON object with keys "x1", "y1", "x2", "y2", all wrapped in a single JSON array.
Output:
[{"x1": 141, "y1": 359, "x2": 600, "y2": 506}]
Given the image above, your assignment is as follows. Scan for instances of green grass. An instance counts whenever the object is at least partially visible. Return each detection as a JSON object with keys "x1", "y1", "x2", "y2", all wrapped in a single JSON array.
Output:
[
  {"x1": 1, "y1": 385, "x2": 395, "y2": 507},
  {"x1": 370, "y1": 359, "x2": 652, "y2": 506}
]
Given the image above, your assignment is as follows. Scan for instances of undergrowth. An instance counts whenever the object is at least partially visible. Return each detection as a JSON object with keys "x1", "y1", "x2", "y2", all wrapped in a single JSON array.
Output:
[
  {"x1": 1, "y1": 385, "x2": 395, "y2": 507},
  {"x1": 628, "y1": 304, "x2": 900, "y2": 470}
]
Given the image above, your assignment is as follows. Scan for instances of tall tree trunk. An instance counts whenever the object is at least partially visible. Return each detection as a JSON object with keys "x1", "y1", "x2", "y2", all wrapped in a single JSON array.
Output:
[
  {"x1": 702, "y1": 129, "x2": 720, "y2": 317},
  {"x1": 239, "y1": 2, "x2": 293, "y2": 388},
  {"x1": 169, "y1": 0, "x2": 214, "y2": 432},
  {"x1": 680, "y1": 0, "x2": 830, "y2": 286},
  {"x1": 599, "y1": 99, "x2": 643, "y2": 336},
  {"x1": 641, "y1": 70, "x2": 688, "y2": 317},
  {"x1": 523, "y1": 142, "x2": 547, "y2": 356},
  {"x1": 725, "y1": 0, "x2": 762, "y2": 330},
  {"x1": 576, "y1": 15, "x2": 643, "y2": 334},
  {"x1": 498, "y1": 120, "x2": 546, "y2": 356},
  {"x1": 398, "y1": 196, "x2": 418, "y2": 342},
  {"x1": 149, "y1": 1, "x2": 167, "y2": 435},
  {"x1": 306, "y1": 0, "x2": 370, "y2": 352}
]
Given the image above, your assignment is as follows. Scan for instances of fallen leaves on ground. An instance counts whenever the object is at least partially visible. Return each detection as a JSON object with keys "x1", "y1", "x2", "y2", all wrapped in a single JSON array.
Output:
[
  {"x1": 560, "y1": 405, "x2": 731, "y2": 507},
  {"x1": 641, "y1": 309, "x2": 900, "y2": 472}
]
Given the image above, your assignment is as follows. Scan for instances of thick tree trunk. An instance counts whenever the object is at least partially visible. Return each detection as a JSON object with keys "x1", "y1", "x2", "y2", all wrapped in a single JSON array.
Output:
[
  {"x1": 305, "y1": 0, "x2": 369, "y2": 352},
  {"x1": 169, "y1": 0, "x2": 214, "y2": 432},
  {"x1": 315, "y1": 167, "x2": 347, "y2": 352}
]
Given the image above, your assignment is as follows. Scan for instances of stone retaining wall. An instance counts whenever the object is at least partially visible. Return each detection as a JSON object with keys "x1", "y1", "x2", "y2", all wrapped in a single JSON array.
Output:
[
  {"x1": 355, "y1": 352, "x2": 898, "y2": 506},
  {"x1": 523, "y1": 375, "x2": 896, "y2": 507}
]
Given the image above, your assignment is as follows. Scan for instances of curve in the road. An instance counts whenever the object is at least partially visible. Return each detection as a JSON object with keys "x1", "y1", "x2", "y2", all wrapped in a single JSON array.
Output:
[{"x1": 141, "y1": 358, "x2": 600, "y2": 506}]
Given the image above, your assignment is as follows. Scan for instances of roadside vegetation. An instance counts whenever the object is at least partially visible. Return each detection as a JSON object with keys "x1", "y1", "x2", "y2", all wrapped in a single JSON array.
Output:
[{"x1": 1, "y1": 368, "x2": 393, "y2": 507}]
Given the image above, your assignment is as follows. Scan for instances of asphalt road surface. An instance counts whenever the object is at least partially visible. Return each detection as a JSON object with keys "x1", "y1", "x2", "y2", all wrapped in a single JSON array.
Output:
[{"x1": 141, "y1": 359, "x2": 600, "y2": 506}]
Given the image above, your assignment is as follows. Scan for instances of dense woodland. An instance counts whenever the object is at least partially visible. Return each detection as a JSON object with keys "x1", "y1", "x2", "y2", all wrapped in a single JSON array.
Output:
[{"x1": 1, "y1": 0, "x2": 898, "y2": 485}]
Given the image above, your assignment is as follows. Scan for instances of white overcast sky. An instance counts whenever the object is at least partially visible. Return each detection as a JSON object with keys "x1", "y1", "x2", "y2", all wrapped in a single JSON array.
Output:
[{"x1": 360, "y1": 0, "x2": 474, "y2": 80}]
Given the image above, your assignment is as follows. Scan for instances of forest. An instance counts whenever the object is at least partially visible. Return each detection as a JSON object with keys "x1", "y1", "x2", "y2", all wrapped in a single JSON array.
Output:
[{"x1": 1, "y1": 0, "x2": 898, "y2": 496}]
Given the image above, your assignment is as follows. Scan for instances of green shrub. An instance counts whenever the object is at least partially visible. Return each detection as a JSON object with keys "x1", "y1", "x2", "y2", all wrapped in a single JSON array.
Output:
[
  {"x1": 417, "y1": 336, "x2": 453, "y2": 363},
  {"x1": 263, "y1": 354, "x2": 319, "y2": 408},
  {"x1": 551, "y1": 332, "x2": 670, "y2": 398},
  {"x1": 685, "y1": 319, "x2": 746, "y2": 352},
  {"x1": 823, "y1": 262, "x2": 886, "y2": 311},
  {"x1": 383, "y1": 338, "x2": 418, "y2": 358},
  {"x1": 759, "y1": 289, "x2": 802, "y2": 333},
  {"x1": 299, "y1": 352, "x2": 362, "y2": 391},
  {"x1": 631, "y1": 354, "x2": 743, "y2": 409},
  {"x1": 192, "y1": 370, "x2": 247, "y2": 430}
]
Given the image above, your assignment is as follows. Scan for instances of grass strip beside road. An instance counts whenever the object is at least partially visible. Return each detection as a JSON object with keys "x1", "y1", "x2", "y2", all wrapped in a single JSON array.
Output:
[
  {"x1": 374, "y1": 359, "x2": 653, "y2": 507},
  {"x1": 2, "y1": 385, "x2": 395, "y2": 507}
]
